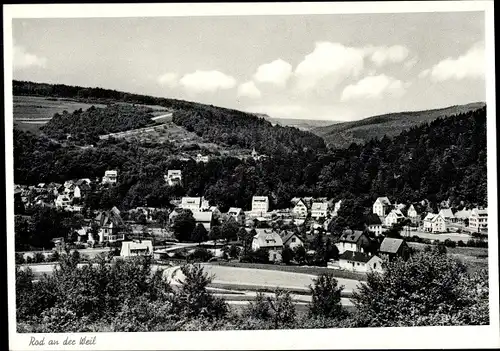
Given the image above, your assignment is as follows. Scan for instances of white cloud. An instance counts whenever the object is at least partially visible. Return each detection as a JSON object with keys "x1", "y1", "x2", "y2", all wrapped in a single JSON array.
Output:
[
  {"x1": 179, "y1": 70, "x2": 236, "y2": 93},
  {"x1": 13, "y1": 44, "x2": 47, "y2": 70},
  {"x1": 294, "y1": 42, "x2": 365, "y2": 91},
  {"x1": 341, "y1": 74, "x2": 409, "y2": 101},
  {"x1": 420, "y1": 42, "x2": 485, "y2": 81},
  {"x1": 237, "y1": 81, "x2": 261, "y2": 99},
  {"x1": 157, "y1": 72, "x2": 179, "y2": 88},
  {"x1": 253, "y1": 59, "x2": 292, "y2": 87},
  {"x1": 370, "y1": 45, "x2": 409, "y2": 66},
  {"x1": 404, "y1": 56, "x2": 419, "y2": 69}
]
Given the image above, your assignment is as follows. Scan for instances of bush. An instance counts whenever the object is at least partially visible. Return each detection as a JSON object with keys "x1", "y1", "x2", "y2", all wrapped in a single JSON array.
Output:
[
  {"x1": 33, "y1": 252, "x2": 46, "y2": 263},
  {"x1": 308, "y1": 272, "x2": 346, "y2": 320},
  {"x1": 189, "y1": 247, "x2": 213, "y2": 262},
  {"x1": 444, "y1": 239, "x2": 457, "y2": 248},
  {"x1": 15, "y1": 253, "x2": 25, "y2": 264}
]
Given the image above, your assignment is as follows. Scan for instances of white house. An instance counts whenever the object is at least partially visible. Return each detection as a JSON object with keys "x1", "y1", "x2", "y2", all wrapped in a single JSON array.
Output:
[
  {"x1": 55, "y1": 194, "x2": 71, "y2": 208},
  {"x1": 365, "y1": 213, "x2": 383, "y2": 236},
  {"x1": 94, "y1": 207, "x2": 126, "y2": 243},
  {"x1": 469, "y1": 208, "x2": 488, "y2": 233},
  {"x1": 165, "y1": 170, "x2": 182, "y2": 187},
  {"x1": 227, "y1": 207, "x2": 245, "y2": 225},
  {"x1": 102, "y1": 170, "x2": 118, "y2": 184},
  {"x1": 180, "y1": 196, "x2": 209, "y2": 212},
  {"x1": 251, "y1": 196, "x2": 269, "y2": 216},
  {"x1": 196, "y1": 154, "x2": 209, "y2": 163},
  {"x1": 338, "y1": 251, "x2": 384, "y2": 273},
  {"x1": 373, "y1": 197, "x2": 391, "y2": 217},
  {"x1": 332, "y1": 200, "x2": 342, "y2": 217},
  {"x1": 407, "y1": 204, "x2": 420, "y2": 224},
  {"x1": 423, "y1": 213, "x2": 447, "y2": 233},
  {"x1": 251, "y1": 229, "x2": 283, "y2": 262},
  {"x1": 120, "y1": 240, "x2": 153, "y2": 257},
  {"x1": 385, "y1": 209, "x2": 405, "y2": 227},
  {"x1": 292, "y1": 199, "x2": 308, "y2": 218},
  {"x1": 335, "y1": 230, "x2": 371, "y2": 255},
  {"x1": 73, "y1": 185, "x2": 81, "y2": 199},
  {"x1": 311, "y1": 202, "x2": 328, "y2": 220}
]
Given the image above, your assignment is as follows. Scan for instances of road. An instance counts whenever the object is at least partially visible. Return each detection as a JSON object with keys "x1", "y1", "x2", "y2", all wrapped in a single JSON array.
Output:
[{"x1": 403, "y1": 230, "x2": 473, "y2": 242}]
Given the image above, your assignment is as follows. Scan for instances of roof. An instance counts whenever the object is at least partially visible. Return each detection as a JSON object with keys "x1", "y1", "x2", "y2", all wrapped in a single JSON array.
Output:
[
  {"x1": 472, "y1": 208, "x2": 488, "y2": 216},
  {"x1": 439, "y1": 208, "x2": 455, "y2": 218},
  {"x1": 282, "y1": 232, "x2": 304, "y2": 246},
  {"x1": 388, "y1": 209, "x2": 405, "y2": 218},
  {"x1": 95, "y1": 207, "x2": 125, "y2": 227},
  {"x1": 193, "y1": 211, "x2": 213, "y2": 222},
  {"x1": 253, "y1": 229, "x2": 283, "y2": 248},
  {"x1": 339, "y1": 250, "x2": 372, "y2": 263},
  {"x1": 424, "y1": 213, "x2": 444, "y2": 223},
  {"x1": 379, "y1": 238, "x2": 405, "y2": 254},
  {"x1": 252, "y1": 196, "x2": 269, "y2": 202},
  {"x1": 167, "y1": 170, "x2": 182, "y2": 175},
  {"x1": 181, "y1": 197, "x2": 202, "y2": 206},
  {"x1": 364, "y1": 213, "x2": 382, "y2": 225},
  {"x1": 375, "y1": 197, "x2": 391, "y2": 206},
  {"x1": 311, "y1": 202, "x2": 328, "y2": 211},
  {"x1": 455, "y1": 209, "x2": 472, "y2": 219},
  {"x1": 339, "y1": 230, "x2": 365, "y2": 243},
  {"x1": 228, "y1": 207, "x2": 243, "y2": 215}
]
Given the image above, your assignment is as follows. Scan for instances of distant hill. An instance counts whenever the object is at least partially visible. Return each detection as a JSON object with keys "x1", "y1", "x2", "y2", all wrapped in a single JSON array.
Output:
[
  {"x1": 250, "y1": 113, "x2": 340, "y2": 131},
  {"x1": 313, "y1": 102, "x2": 486, "y2": 149}
]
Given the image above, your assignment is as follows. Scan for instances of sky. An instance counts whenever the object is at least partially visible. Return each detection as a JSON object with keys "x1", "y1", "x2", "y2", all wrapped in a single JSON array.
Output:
[{"x1": 12, "y1": 12, "x2": 486, "y2": 121}]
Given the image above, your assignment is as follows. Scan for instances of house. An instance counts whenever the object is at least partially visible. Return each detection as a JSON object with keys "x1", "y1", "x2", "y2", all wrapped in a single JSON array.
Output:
[
  {"x1": 192, "y1": 211, "x2": 213, "y2": 231},
  {"x1": 311, "y1": 202, "x2": 328, "y2": 220},
  {"x1": 385, "y1": 209, "x2": 405, "y2": 227},
  {"x1": 102, "y1": 170, "x2": 118, "y2": 184},
  {"x1": 423, "y1": 213, "x2": 446, "y2": 233},
  {"x1": 209, "y1": 206, "x2": 222, "y2": 220},
  {"x1": 73, "y1": 185, "x2": 81, "y2": 199},
  {"x1": 251, "y1": 196, "x2": 269, "y2": 216},
  {"x1": 54, "y1": 194, "x2": 71, "y2": 208},
  {"x1": 180, "y1": 196, "x2": 209, "y2": 212},
  {"x1": 120, "y1": 240, "x2": 153, "y2": 257},
  {"x1": 338, "y1": 251, "x2": 384, "y2": 273},
  {"x1": 196, "y1": 154, "x2": 209, "y2": 163},
  {"x1": 292, "y1": 199, "x2": 308, "y2": 218},
  {"x1": 378, "y1": 237, "x2": 410, "y2": 261},
  {"x1": 93, "y1": 206, "x2": 126, "y2": 243},
  {"x1": 251, "y1": 229, "x2": 283, "y2": 262},
  {"x1": 438, "y1": 208, "x2": 456, "y2": 222},
  {"x1": 335, "y1": 230, "x2": 371, "y2": 254},
  {"x1": 364, "y1": 213, "x2": 383, "y2": 236},
  {"x1": 469, "y1": 208, "x2": 488, "y2": 233},
  {"x1": 290, "y1": 197, "x2": 302, "y2": 206},
  {"x1": 454, "y1": 208, "x2": 472, "y2": 224},
  {"x1": 407, "y1": 204, "x2": 420, "y2": 224},
  {"x1": 227, "y1": 207, "x2": 245, "y2": 225},
  {"x1": 332, "y1": 200, "x2": 342, "y2": 217},
  {"x1": 76, "y1": 227, "x2": 89, "y2": 243},
  {"x1": 282, "y1": 231, "x2": 305, "y2": 250},
  {"x1": 373, "y1": 197, "x2": 391, "y2": 217},
  {"x1": 165, "y1": 170, "x2": 182, "y2": 187}
]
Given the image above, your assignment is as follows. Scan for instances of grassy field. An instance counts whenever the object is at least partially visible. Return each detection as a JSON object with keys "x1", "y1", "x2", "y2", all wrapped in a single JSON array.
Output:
[{"x1": 210, "y1": 261, "x2": 367, "y2": 282}]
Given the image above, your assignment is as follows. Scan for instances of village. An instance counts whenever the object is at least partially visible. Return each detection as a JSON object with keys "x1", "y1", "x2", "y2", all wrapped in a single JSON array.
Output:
[{"x1": 14, "y1": 167, "x2": 488, "y2": 274}]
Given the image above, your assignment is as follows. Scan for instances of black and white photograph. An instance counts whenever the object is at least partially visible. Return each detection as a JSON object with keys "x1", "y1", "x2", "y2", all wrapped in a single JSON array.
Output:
[{"x1": 4, "y1": 2, "x2": 499, "y2": 350}]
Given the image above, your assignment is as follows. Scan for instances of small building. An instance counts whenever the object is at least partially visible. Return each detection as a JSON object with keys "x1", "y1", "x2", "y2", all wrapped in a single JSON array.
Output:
[
  {"x1": 332, "y1": 200, "x2": 342, "y2": 217},
  {"x1": 251, "y1": 196, "x2": 269, "y2": 216},
  {"x1": 338, "y1": 251, "x2": 384, "y2": 273},
  {"x1": 407, "y1": 204, "x2": 421, "y2": 224},
  {"x1": 423, "y1": 213, "x2": 446, "y2": 233},
  {"x1": 192, "y1": 211, "x2": 213, "y2": 231},
  {"x1": 209, "y1": 206, "x2": 222, "y2": 220},
  {"x1": 165, "y1": 170, "x2": 182, "y2": 187},
  {"x1": 373, "y1": 197, "x2": 391, "y2": 217},
  {"x1": 120, "y1": 240, "x2": 153, "y2": 257},
  {"x1": 281, "y1": 231, "x2": 305, "y2": 250},
  {"x1": 55, "y1": 194, "x2": 71, "y2": 208},
  {"x1": 227, "y1": 207, "x2": 245, "y2": 225},
  {"x1": 102, "y1": 170, "x2": 118, "y2": 184},
  {"x1": 311, "y1": 202, "x2": 328, "y2": 220},
  {"x1": 364, "y1": 213, "x2": 383, "y2": 236},
  {"x1": 93, "y1": 206, "x2": 126, "y2": 243},
  {"x1": 385, "y1": 209, "x2": 405, "y2": 227},
  {"x1": 196, "y1": 154, "x2": 209, "y2": 163},
  {"x1": 469, "y1": 208, "x2": 488, "y2": 233},
  {"x1": 180, "y1": 196, "x2": 209, "y2": 212},
  {"x1": 454, "y1": 208, "x2": 472, "y2": 224},
  {"x1": 292, "y1": 198, "x2": 308, "y2": 219},
  {"x1": 251, "y1": 229, "x2": 283, "y2": 262},
  {"x1": 335, "y1": 230, "x2": 371, "y2": 255},
  {"x1": 378, "y1": 237, "x2": 410, "y2": 261}
]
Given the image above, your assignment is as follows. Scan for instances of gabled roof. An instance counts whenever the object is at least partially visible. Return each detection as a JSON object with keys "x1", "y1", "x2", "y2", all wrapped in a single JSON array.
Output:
[
  {"x1": 95, "y1": 207, "x2": 125, "y2": 227},
  {"x1": 424, "y1": 213, "x2": 444, "y2": 223},
  {"x1": 228, "y1": 207, "x2": 243, "y2": 215},
  {"x1": 379, "y1": 237, "x2": 405, "y2": 254},
  {"x1": 364, "y1": 213, "x2": 382, "y2": 225},
  {"x1": 294, "y1": 199, "x2": 308, "y2": 208},
  {"x1": 375, "y1": 197, "x2": 391, "y2": 206},
  {"x1": 455, "y1": 208, "x2": 472, "y2": 219},
  {"x1": 282, "y1": 232, "x2": 304, "y2": 246},
  {"x1": 193, "y1": 211, "x2": 213, "y2": 223},
  {"x1": 253, "y1": 229, "x2": 283, "y2": 248},
  {"x1": 339, "y1": 230, "x2": 365, "y2": 243},
  {"x1": 339, "y1": 250, "x2": 371, "y2": 263},
  {"x1": 438, "y1": 208, "x2": 455, "y2": 219},
  {"x1": 471, "y1": 208, "x2": 488, "y2": 217},
  {"x1": 388, "y1": 209, "x2": 405, "y2": 218}
]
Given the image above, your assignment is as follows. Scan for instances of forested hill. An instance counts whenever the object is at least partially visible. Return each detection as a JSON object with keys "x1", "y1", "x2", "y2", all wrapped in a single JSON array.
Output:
[
  {"x1": 313, "y1": 102, "x2": 486, "y2": 149},
  {"x1": 41, "y1": 104, "x2": 157, "y2": 142},
  {"x1": 14, "y1": 105, "x2": 486, "y2": 212},
  {"x1": 13, "y1": 80, "x2": 326, "y2": 155}
]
